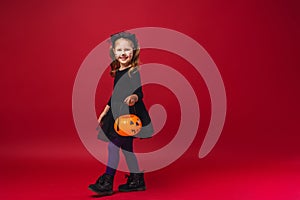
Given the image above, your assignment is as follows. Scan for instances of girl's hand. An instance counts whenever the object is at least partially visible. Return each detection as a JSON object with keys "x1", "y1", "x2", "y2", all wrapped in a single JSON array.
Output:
[
  {"x1": 124, "y1": 94, "x2": 138, "y2": 106},
  {"x1": 98, "y1": 105, "x2": 110, "y2": 123}
]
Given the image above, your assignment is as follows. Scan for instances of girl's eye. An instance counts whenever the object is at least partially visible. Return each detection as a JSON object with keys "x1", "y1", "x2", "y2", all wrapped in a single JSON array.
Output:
[{"x1": 115, "y1": 48, "x2": 132, "y2": 53}]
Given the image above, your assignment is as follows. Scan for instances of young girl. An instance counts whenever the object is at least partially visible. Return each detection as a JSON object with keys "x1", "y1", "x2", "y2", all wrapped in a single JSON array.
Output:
[{"x1": 89, "y1": 32, "x2": 153, "y2": 196}]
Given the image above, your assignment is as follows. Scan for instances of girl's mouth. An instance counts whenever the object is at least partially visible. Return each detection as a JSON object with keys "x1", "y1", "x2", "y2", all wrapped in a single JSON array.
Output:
[{"x1": 119, "y1": 56, "x2": 128, "y2": 61}]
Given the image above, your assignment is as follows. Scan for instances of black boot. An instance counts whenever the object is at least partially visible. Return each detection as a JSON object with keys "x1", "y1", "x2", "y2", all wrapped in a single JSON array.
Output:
[
  {"x1": 118, "y1": 173, "x2": 146, "y2": 192},
  {"x1": 88, "y1": 173, "x2": 114, "y2": 196}
]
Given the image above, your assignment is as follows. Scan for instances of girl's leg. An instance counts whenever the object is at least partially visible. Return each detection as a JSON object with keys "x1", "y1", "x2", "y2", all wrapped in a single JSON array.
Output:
[
  {"x1": 118, "y1": 137, "x2": 145, "y2": 192},
  {"x1": 89, "y1": 139, "x2": 119, "y2": 195},
  {"x1": 89, "y1": 138, "x2": 121, "y2": 195},
  {"x1": 121, "y1": 137, "x2": 140, "y2": 173},
  {"x1": 106, "y1": 139, "x2": 121, "y2": 176}
]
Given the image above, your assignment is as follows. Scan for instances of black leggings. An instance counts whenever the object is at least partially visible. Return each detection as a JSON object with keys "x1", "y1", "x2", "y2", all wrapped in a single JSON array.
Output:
[{"x1": 105, "y1": 136, "x2": 140, "y2": 175}]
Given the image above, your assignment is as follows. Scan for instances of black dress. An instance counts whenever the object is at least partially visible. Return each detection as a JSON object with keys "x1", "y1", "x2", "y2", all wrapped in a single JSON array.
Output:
[{"x1": 98, "y1": 67, "x2": 154, "y2": 141}]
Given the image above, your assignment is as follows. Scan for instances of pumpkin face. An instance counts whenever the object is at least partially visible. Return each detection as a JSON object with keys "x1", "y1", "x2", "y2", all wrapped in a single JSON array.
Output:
[{"x1": 114, "y1": 114, "x2": 142, "y2": 136}]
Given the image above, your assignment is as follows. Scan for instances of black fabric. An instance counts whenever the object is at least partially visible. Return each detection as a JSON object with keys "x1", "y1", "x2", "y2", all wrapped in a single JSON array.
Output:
[
  {"x1": 107, "y1": 67, "x2": 143, "y2": 107},
  {"x1": 97, "y1": 109, "x2": 118, "y2": 142},
  {"x1": 98, "y1": 67, "x2": 153, "y2": 141}
]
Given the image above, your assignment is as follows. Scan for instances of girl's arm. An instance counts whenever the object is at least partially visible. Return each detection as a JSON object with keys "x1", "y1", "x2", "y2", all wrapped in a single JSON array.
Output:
[
  {"x1": 124, "y1": 70, "x2": 143, "y2": 106},
  {"x1": 98, "y1": 105, "x2": 110, "y2": 123},
  {"x1": 132, "y1": 70, "x2": 143, "y2": 100}
]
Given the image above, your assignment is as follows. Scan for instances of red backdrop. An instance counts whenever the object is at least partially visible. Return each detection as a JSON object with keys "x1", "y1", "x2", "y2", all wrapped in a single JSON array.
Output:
[{"x1": 1, "y1": 0, "x2": 299, "y2": 199}]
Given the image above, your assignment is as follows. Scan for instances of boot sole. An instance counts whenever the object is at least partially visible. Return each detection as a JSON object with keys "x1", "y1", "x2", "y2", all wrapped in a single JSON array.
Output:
[
  {"x1": 88, "y1": 185, "x2": 114, "y2": 196},
  {"x1": 118, "y1": 186, "x2": 146, "y2": 192}
]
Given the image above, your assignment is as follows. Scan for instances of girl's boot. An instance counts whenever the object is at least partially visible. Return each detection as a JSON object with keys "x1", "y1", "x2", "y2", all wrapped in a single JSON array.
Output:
[
  {"x1": 118, "y1": 173, "x2": 146, "y2": 192},
  {"x1": 88, "y1": 173, "x2": 114, "y2": 196}
]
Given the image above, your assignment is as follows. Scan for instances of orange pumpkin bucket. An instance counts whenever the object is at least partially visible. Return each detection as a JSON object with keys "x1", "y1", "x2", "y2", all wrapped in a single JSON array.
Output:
[{"x1": 114, "y1": 114, "x2": 142, "y2": 136}]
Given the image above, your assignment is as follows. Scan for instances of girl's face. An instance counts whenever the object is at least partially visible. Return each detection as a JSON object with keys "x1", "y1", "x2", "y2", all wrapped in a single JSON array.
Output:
[{"x1": 113, "y1": 38, "x2": 134, "y2": 67}]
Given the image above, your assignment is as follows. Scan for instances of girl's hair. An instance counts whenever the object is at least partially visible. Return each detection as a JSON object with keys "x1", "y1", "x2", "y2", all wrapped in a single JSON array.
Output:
[{"x1": 109, "y1": 32, "x2": 140, "y2": 77}]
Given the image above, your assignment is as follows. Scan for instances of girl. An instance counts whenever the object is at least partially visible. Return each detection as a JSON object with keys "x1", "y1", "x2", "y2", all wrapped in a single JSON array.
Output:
[{"x1": 89, "y1": 32, "x2": 153, "y2": 196}]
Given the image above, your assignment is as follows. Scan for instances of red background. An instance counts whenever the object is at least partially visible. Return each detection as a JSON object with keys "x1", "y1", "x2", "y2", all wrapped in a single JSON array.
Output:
[{"x1": 1, "y1": 0, "x2": 299, "y2": 199}]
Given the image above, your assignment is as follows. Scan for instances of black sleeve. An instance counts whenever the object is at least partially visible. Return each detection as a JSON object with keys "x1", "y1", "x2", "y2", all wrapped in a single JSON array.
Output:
[
  {"x1": 132, "y1": 70, "x2": 143, "y2": 101},
  {"x1": 107, "y1": 96, "x2": 111, "y2": 106},
  {"x1": 107, "y1": 77, "x2": 115, "y2": 106}
]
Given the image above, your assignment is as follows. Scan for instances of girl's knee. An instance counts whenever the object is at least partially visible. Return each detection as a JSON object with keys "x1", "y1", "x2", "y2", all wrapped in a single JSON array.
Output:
[{"x1": 108, "y1": 142, "x2": 120, "y2": 153}]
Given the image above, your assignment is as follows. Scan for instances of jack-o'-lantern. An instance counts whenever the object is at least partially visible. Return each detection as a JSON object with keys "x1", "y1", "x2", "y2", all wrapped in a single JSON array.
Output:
[{"x1": 114, "y1": 114, "x2": 142, "y2": 136}]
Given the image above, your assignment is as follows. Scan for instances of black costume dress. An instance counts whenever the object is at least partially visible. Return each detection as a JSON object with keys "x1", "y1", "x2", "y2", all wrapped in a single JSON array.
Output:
[{"x1": 98, "y1": 67, "x2": 154, "y2": 141}]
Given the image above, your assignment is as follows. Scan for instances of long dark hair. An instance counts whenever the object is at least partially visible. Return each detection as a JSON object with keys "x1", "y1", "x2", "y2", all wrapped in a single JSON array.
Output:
[{"x1": 109, "y1": 32, "x2": 140, "y2": 77}]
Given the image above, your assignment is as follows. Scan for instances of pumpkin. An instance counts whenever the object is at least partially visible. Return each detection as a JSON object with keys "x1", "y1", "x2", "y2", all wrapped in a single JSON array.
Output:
[{"x1": 114, "y1": 114, "x2": 142, "y2": 136}]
